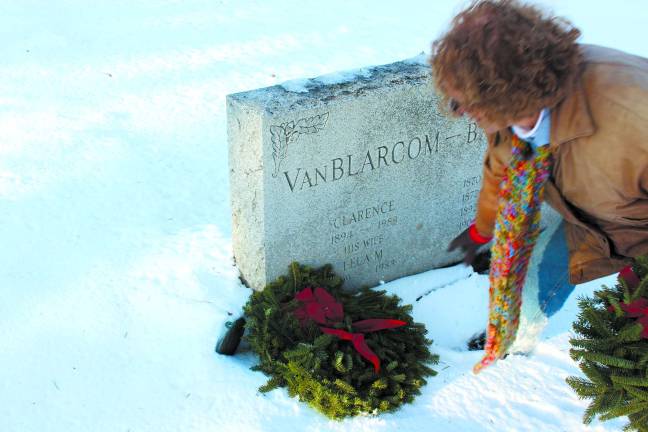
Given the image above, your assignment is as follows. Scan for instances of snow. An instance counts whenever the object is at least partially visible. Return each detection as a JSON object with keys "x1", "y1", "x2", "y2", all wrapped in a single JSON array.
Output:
[
  {"x1": 403, "y1": 52, "x2": 429, "y2": 66},
  {"x1": 281, "y1": 78, "x2": 312, "y2": 93},
  {"x1": 280, "y1": 66, "x2": 373, "y2": 92},
  {"x1": 1, "y1": 1, "x2": 646, "y2": 431}
]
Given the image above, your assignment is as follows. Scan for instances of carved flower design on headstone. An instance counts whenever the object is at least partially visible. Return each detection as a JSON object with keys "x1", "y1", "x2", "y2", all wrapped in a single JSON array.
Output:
[{"x1": 270, "y1": 112, "x2": 329, "y2": 177}]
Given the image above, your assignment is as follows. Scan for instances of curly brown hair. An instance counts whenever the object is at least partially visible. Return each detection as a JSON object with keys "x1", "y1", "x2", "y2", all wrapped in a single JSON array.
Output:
[{"x1": 430, "y1": 0, "x2": 583, "y2": 124}]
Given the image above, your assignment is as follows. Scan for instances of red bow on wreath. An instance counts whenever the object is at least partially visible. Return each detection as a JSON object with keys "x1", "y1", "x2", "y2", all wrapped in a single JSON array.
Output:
[
  {"x1": 608, "y1": 266, "x2": 648, "y2": 338},
  {"x1": 294, "y1": 287, "x2": 406, "y2": 373},
  {"x1": 618, "y1": 298, "x2": 648, "y2": 339},
  {"x1": 620, "y1": 265, "x2": 641, "y2": 290}
]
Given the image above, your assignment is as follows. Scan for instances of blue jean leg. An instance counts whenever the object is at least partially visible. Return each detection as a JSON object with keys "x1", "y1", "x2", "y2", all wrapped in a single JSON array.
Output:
[{"x1": 537, "y1": 221, "x2": 575, "y2": 318}]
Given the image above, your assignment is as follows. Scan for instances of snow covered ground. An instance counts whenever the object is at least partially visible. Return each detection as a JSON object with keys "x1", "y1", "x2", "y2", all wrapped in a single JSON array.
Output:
[{"x1": 2, "y1": 1, "x2": 647, "y2": 431}]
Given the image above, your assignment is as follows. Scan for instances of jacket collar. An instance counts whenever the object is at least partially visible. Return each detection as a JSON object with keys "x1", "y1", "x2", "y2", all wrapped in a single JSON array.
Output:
[{"x1": 549, "y1": 81, "x2": 596, "y2": 147}]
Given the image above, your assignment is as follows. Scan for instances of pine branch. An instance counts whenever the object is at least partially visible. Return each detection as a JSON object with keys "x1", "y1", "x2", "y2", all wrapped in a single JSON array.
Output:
[
  {"x1": 579, "y1": 351, "x2": 638, "y2": 369},
  {"x1": 600, "y1": 401, "x2": 648, "y2": 421},
  {"x1": 626, "y1": 386, "x2": 648, "y2": 401},
  {"x1": 611, "y1": 375, "x2": 648, "y2": 387},
  {"x1": 566, "y1": 376, "x2": 603, "y2": 398}
]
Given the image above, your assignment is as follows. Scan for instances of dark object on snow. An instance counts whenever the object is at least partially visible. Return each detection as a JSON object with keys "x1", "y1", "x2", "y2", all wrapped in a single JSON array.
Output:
[
  {"x1": 215, "y1": 317, "x2": 246, "y2": 355},
  {"x1": 472, "y1": 250, "x2": 491, "y2": 274},
  {"x1": 467, "y1": 330, "x2": 486, "y2": 351}
]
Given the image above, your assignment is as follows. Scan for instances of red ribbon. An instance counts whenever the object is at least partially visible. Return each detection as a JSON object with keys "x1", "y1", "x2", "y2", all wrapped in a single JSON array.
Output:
[
  {"x1": 608, "y1": 266, "x2": 648, "y2": 338},
  {"x1": 294, "y1": 287, "x2": 406, "y2": 373},
  {"x1": 294, "y1": 287, "x2": 344, "y2": 324},
  {"x1": 620, "y1": 265, "x2": 641, "y2": 290},
  {"x1": 619, "y1": 298, "x2": 648, "y2": 338}
]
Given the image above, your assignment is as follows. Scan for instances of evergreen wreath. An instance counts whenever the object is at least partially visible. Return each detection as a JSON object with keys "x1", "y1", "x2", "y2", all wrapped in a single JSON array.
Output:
[
  {"x1": 567, "y1": 256, "x2": 648, "y2": 431},
  {"x1": 242, "y1": 262, "x2": 439, "y2": 419}
]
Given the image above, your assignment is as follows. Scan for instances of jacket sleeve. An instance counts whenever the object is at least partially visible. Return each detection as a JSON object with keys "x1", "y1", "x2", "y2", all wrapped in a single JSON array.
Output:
[{"x1": 474, "y1": 131, "x2": 512, "y2": 237}]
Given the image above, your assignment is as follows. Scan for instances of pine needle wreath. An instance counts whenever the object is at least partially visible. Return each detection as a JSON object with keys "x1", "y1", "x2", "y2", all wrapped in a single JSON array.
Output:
[
  {"x1": 242, "y1": 262, "x2": 439, "y2": 419},
  {"x1": 567, "y1": 256, "x2": 648, "y2": 431}
]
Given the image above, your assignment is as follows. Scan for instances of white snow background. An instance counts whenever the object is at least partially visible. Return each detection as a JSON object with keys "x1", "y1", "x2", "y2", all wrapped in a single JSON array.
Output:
[{"x1": 2, "y1": 1, "x2": 647, "y2": 431}]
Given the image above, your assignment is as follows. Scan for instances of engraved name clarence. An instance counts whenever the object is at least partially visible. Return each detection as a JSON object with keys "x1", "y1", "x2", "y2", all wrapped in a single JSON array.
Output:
[
  {"x1": 326, "y1": 199, "x2": 398, "y2": 274},
  {"x1": 330, "y1": 200, "x2": 395, "y2": 229}
]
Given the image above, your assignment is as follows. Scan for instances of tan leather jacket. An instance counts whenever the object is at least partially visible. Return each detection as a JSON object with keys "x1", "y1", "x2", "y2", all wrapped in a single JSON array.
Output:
[{"x1": 474, "y1": 45, "x2": 648, "y2": 284}]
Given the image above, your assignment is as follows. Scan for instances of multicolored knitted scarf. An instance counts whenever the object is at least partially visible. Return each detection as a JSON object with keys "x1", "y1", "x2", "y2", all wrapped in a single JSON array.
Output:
[{"x1": 473, "y1": 135, "x2": 552, "y2": 374}]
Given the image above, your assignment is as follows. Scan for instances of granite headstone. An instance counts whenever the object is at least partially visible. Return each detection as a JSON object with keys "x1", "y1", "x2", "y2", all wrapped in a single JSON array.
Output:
[{"x1": 227, "y1": 56, "x2": 488, "y2": 291}]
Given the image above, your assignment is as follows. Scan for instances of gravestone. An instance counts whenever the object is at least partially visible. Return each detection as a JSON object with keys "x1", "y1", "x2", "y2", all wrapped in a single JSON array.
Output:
[{"x1": 227, "y1": 55, "x2": 488, "y2": 291}]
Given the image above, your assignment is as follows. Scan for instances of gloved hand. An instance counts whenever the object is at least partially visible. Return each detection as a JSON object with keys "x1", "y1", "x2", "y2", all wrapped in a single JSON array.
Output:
[{"x1": 447, "y1": 223, "x2": 492, "y2": 266}]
